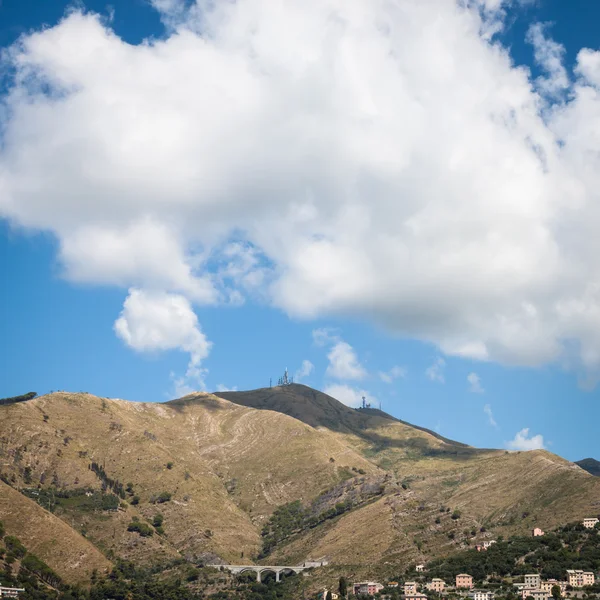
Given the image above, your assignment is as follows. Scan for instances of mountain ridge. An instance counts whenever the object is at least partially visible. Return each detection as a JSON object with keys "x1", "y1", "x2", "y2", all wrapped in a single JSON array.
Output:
[{"x1": 0, "y1": 385, "x2": 598, "y2": 585}]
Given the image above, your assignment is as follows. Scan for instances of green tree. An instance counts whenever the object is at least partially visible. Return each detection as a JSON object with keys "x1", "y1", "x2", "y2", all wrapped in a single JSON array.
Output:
[
  {"x1": 551, "y1": 585, "x2": 561, "y2": 600},
  {"x1": 326, "y1": 591, "x2": 333, "y2": 600},
  {"x1": 339, "y1": 576, "x2": 348, "y2": 598}
]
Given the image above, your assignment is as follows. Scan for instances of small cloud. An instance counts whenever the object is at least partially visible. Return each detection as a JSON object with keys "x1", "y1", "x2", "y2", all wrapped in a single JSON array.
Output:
[
  {"x1": 378, "y1": 365, "x2": 407, "y2": 383},
  {"x1": 323, "y1": 383, "x2": 374, "y2": 408},
  {"x1": 426, "y1": 357, "x2": 446, "y2": 383},
  {"x1": 215, "y1": 384, "x2": 237, "y2": 392},
  {"x1": 483, "y1": 403, "x2": 497, "y2": 428},
  {"x1": 505, "y1": 428, "x2": 545, "y2": 451},
  {"x1": 312, "y1": 327, "x2": 339, "y2": 347},
  {"x1": 326, "y1": 341, "x2": 367, "y2": 380},
  {"x1": 467, "y1": 372, "x2": 484, "y2": 393},
  {"x1": 295, "y1": 359, "x2": 314, "y2": 382}
]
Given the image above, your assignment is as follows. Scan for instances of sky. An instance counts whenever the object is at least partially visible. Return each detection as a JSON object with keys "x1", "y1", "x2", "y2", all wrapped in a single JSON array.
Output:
[{"x1": 1, "y1": 0, "x2": 600, "y2": 462}]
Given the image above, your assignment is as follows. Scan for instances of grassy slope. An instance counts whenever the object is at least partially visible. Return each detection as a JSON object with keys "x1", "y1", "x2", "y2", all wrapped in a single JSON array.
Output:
[
  {"x1": 0, "y1": 480, "x2": 112, "y2": 584},
  {"x1": 1, "y1": 386, "x2": 598, "y2": 577},
  {"x1": 0, "y1": 391, "x2": 378, "y2": 567}
]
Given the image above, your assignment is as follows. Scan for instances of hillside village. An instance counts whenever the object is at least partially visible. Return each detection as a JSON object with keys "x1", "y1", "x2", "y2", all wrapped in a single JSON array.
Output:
[{"x1": 330, "y1": 518, "x2": 600, "y2": 600}]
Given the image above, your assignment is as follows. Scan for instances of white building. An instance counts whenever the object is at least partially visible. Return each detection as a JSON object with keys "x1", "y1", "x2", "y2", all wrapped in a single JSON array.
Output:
[
  {"x1": 524, "y1": 574, "x2": 541, "y2": 589},
  {"x1": 468, "y1": 591, "x2": 494, "y2": 600},
  {"x1": 0, "y1": 588, "x2": 25, "y2": 599},
  {"x1": 583, "y1": 518, "x2": 599, "y2": 530}
]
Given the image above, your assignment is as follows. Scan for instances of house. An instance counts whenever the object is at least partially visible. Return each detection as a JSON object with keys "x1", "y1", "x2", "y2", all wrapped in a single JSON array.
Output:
[
  {"x1": 388, "y1": 582, "x2": 399, "y2": 588},
  {"x1": 416, "y1": 564, "x2": 425, "y2": 572},
  {"x1": 322, "y1": 591, "x2": 339, "y2": 600},
  {"x1": 524, "y1": 574, "x2": 541, "y2": 589},
  {"x1": 540, "y1": 580, "x2": 567, "y2": 594},
  {"x1": 0, "y1": 589, "x2": 25, "y2": 599},
  {"x1": 532, "y1": 528, "x2": 545, "y2": 537},
  {"x1": 405, "y1": 594, "x2": 428, "y2": 600},
  {"x1": 404, "y1": 581, "x2": 418, "y2": 595},
  {"x1": 475, "y1": 540, "x2": 497, "y2": 552},
  {"x1": 566, "y1": 570, "x2": 595, "y2": 587},
  {"x1": 520, "y1": 590, "x2": 550, "y2": 600},
  {"x1": 427, "y1": 579, "x2": 446, "y2": 593},
  {"x1": 353, "y1": 582, "x2": 384, "y2": 596},
  {"x1": 468, "y1": 590, "x2": 494, "y2": 600},
  {"x1": 305, "y1": 558, "x2": 329, "y2": 568},
  {"x1": 583, "y1": 518, "x2": 599, "y2": 529},
  {"x1": 456, "y1": 574, "x2": 474, "y2": 589}
]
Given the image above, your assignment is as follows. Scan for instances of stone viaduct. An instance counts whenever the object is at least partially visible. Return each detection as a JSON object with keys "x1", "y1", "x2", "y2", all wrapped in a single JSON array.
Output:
[{"x1": 209, "y1": 561, "x2": 326, "y2": 583}]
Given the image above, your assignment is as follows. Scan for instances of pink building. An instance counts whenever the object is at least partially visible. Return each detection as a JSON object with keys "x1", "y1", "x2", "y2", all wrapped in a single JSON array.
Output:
[
  {"x1": 353, "y1": 582, "x2": 384, "y2": 596},
  {"x1": 532, "y1": 528, "x2": 544, "y2": 537},
  {"x1": 456, "y1": 574, "x2": 474, "y2": 589}
]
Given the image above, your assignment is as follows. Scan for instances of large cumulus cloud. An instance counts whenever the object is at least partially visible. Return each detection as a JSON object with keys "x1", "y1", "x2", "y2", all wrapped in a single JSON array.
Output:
[{"x1": 2, "y1": 0, "x2": 600, "y2": 383}]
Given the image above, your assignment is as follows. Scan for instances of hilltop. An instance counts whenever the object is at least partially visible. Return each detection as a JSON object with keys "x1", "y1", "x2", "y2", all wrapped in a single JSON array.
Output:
[
  {"x1": 0, "y1": 385, "x2": 598, "y2": 589},
  {"x1": 577, "y1": 458, "x2": 600, "y2": 477}
]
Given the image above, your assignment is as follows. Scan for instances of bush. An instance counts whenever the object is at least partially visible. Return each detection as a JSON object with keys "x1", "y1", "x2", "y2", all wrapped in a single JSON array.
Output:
[
  {"x1": 166, "y1": 462, "x2": 173, "y2": 470},
  {"x1": 153, "y1": 514, "x2": 164, "y2": 528},
  {"x1": 4, "y1": 536, "x2": 26, "y2": 558},
  {"x1": 130, "y1": 495, "x2": 140, "y2": 505},
  {"x1": 0, "y1": 520, "x2": 4, "y2": 539},
  {"x1": 451, "y1": 511, "x2": 461, "y2": 520},
  {"x1": 152, "y1": 492, "x2": 172, "y2": 504},
  {"x1": 127, "y1": 521, "x2": 154, "y2": 537}
]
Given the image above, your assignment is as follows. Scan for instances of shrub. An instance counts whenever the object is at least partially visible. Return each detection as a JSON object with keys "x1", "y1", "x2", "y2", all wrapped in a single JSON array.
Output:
[
  {"x1": 153, "y1": 514, "x2": 164, "y2": 528},
  {"x1": 451, "y1": 511, "x2": 461, "y2": 520},
  {"x1": 127, "y1": 521, "x2": 154, "y2": 537},
  {"x1": 4, "y1": 536, "x2": 26, "y2": 558},
  {"x1": 166, "y1": 462, "x2": 173, "y2": 470},
  {"x1": 130, "y1": 495, "x2": 140, "y2": 505},
  {"x1": 152, "y1": 492, "x2": 172, "y2": 504}
]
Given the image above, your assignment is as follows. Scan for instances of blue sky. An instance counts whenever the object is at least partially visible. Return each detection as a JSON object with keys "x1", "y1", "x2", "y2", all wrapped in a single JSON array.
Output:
[{"x1": 1, "y1": 0, "x2": 600, "y2": 462}]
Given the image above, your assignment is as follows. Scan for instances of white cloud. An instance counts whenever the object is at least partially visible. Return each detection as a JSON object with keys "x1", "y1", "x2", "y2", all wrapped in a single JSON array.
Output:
[
  {"x1": 467, "y1": 372, "x2": 485, "y2": 393},
  {"x1": 426, "y1": 358, "x2": 446, "y2": 383},
  {"x1": 326, "y1": 341, "x2": 367, "y2": 380},
  {"x1": 379, "y1": 365, "x2": 407, "y2": 383},
  {"x1": 3, "y1": 2, "x2": 600, "y2": 383},
  {"x1": 295, "y1": 359, "x2": 314, "y2": 382},
  {"x1": 527, "y1": 22, "x2": 569, "y2": 96},
  {"x1": 215, "y1": 383, "x2": 238, "y2": 392},
  {"x1": 114, "y1": 288, "x2": 211, "y2": 392},
  {"x1": 505, "y1": 428, "x2": 545, "y2": 451},
  {"x1": 312, "y1": 328, "x2": 340, "y2": 347},
  {"x1": 483, "y1": 403, "x2": 497, "y2": 427},
  {"x1": 323, "y1": 383, "x2": 374, "y2": 409}
]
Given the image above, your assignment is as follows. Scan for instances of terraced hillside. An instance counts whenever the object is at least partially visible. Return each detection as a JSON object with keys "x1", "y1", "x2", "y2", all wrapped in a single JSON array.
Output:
[{"x1": 0, "y1": 385, "x2": 598, "y2": 585}]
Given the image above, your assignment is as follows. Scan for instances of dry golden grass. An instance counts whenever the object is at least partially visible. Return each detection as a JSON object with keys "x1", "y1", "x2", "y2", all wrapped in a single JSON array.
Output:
[
  {"x1": 1, "y1": 385, "x2": 598, "y2": 578},
  {"x1": 0, "y1": 480, "x2": 111, "y2": 584}
]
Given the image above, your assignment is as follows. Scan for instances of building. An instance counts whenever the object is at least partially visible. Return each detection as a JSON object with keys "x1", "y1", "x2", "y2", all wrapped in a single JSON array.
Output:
[
  {"x1": 427, "y1": 579, "x2": 446, "y2": 593},
  {"x1": 566, "y1": 570, "x2": 595, "y2": 587},
  {"x1": 456, "y1": 574, "x2": 474, "y2": 589},
  {"x1": 353, "y1": 582, "x2": 384, "y2": 596},
  {"x1": 405, "y1": 594, "x2": 428, "y2": 600},
  {"x1": 405, "y1": 581, "x2": 418, "y2": 595},
  {"x1": 520, "y1": 590, "x2": 550, "y2": 600},
  {"x1": 388, "y1": 582, "x2": 399, "y2": 588},
  {"x1": 322, "y1": 591, "x2": 339, "y2": 600},
  {"x1": 532, "y1": 528, "x2": 545, "y2": 537},
  {"x1": 468, "y1": 590, "x2": 494, "y2": 600},
  {"x1": 304, "y1": 558, "x2": 329, "y2": 568},
  {"x1": 524, "y1": 574, "x2": 541, "y2": 589},
  {"x1": 0, "y1": 589, "x2": 25, "y2": 599},
  {"x1": 583, "y1": 518, "x2": 599, "y2": 529},
  {"x1": 416, "y1": 564, "x2": 425, "y2": 572},
  {"x1": 540, "y1": 580, "x2": 567, "y2": 594},
  {"x1": 475, "y1": 540, "x2": 497, "y2": 552}
]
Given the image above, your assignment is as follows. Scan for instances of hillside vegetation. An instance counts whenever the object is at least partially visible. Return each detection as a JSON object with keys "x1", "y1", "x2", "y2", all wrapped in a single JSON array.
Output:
[{"x1": 0, "y1": 384, "x2": 598, "y2": 591}]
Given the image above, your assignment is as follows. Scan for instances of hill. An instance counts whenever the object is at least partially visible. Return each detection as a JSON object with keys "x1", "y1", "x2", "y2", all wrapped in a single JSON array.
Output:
[
  {"x1": 0, "y1": 479, "x2": 111, "y2": 584},
  {"x1": 576, "y1": 458, "x2": 600, "y2": 477},
  {"x1": 0, "y1": 384, "x2": 598, "y2": 589}
]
